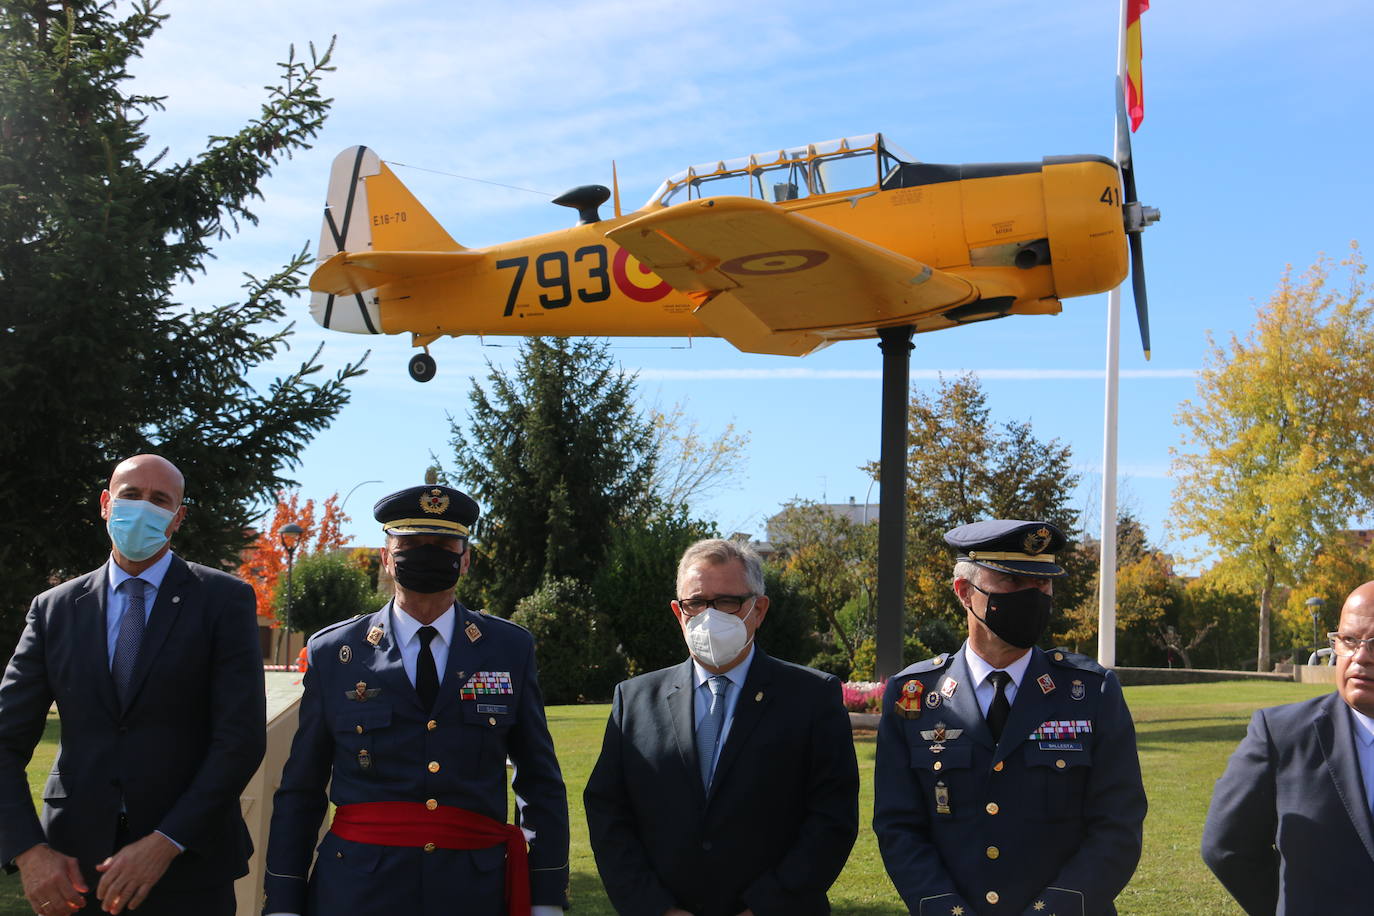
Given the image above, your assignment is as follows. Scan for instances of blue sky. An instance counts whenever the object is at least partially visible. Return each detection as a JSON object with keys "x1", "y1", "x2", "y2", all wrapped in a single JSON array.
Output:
[{"x1": 127, "y1": 0, "x2": 1371, "y2": 560}]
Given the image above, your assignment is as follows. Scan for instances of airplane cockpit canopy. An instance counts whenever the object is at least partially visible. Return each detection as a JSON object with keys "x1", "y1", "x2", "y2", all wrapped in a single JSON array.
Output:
[{"x1": 647, "y1": 133, "x2": 915, "y2": 208}]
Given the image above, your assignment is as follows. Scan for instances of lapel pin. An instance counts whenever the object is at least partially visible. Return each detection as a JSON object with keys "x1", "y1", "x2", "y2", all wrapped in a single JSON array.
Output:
[
  {"x1": 465, "y1": 621, "x2": 483, "y2": 643},
  {"x1": 755, "y1": 691, "x2": 763, "y2": 702},
  {"x1": 1037, "y1": 673, "x2": 1056, "y2": 695},
  {"x1": 1071, "y1": 679, "x2": 1086, "y2": 700},
  {"x1": 366, "y1": 626, "x2": 384, "y2": 646},
  {"x1": 940, "y1": 676, "x2": 957, "y2": 699},
  {"x1": 338, "y1": 645, "x2": 352, "y2": 664},
  {"x1": 171, "y1": 595, "x2": 181, "y2": 604}
]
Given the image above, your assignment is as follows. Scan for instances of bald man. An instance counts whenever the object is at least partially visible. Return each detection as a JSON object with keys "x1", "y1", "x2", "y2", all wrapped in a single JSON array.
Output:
[
  {"x1": 0, "y1": 455, "x2": 265, "y2": 916},
  {"x1": 1202, "y1": 581, "x2": 1374, "y2": 914}
]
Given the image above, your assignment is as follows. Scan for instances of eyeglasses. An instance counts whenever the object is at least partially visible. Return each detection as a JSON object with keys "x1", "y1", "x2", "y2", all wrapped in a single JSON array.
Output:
[
  {"x1": 1328, "y1": 632, "x2": 1374, "y2": 657},
  {"x1": 676, "y1": 595, "x2": 755, "y2": 615}
]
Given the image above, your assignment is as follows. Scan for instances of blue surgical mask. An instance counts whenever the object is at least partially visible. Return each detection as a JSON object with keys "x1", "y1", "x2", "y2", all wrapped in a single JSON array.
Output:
[{"x1": 107, "y1": 497, "x2": 177, "y2": 561}]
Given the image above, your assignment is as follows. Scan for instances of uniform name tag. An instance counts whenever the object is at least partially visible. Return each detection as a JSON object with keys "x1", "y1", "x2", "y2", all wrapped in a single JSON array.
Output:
[
  {"x1": 476, "y1": 704, "x2": 508, "y2": 714},
  {"x1": 1038, "y1": 741, "x2": 1083, "y2": 751}
]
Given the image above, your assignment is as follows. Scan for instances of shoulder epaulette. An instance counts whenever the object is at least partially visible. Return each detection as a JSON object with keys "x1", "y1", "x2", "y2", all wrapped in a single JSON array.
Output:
[
  {"x1": 1045, "y1": 647, "x2": 1107, "y2": 675},
  {"x1": 893, "y1": 652, "x2": 955, "y2": 679}
]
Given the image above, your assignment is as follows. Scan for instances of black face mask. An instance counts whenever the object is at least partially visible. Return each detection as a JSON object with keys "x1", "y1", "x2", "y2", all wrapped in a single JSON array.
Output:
[
  {"x1": 391, "y1": 543, "x2": 462, "y2": 594},
  {"x1": 969, "y1": 582, "x2": 1053, "y2": 649}
]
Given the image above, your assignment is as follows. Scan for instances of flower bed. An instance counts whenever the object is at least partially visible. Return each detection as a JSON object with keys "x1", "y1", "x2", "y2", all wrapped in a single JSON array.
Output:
[{"x1": 841, "y1": 680, "x2": 886, "y2": 713}]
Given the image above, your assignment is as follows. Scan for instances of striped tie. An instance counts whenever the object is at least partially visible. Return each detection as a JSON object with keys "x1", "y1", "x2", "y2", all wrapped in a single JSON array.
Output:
[
  {"x1": 112, "y1": 578, "x2": 146, "y2": 706},
  {"x1": 697, "y1": 676, "x2": 730, "y2": 789}
]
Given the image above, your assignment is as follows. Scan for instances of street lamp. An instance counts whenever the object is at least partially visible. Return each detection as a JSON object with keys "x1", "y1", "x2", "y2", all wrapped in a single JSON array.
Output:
[
  {"x1": 1305, "y1": 596, "x2": 1326, "y2": 661},
  {"x1": 277, "y1": 523, "x2": 304, "y2": 665}
]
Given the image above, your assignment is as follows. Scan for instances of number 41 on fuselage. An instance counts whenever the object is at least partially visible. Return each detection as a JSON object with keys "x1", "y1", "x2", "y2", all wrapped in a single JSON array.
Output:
[{"x1": 308, "y1": 133, "x2": 1142, "y2": 381}]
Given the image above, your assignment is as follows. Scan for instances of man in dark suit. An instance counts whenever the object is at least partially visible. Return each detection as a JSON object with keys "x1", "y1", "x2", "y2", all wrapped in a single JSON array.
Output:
[
  {"x1": 0, "y1": 454, "x2": 266, "y2": 916},
  {"x1": 263, "y1": 485, "x2": 569, "y2": 916},
  {"x1": 584, "y1": 537, "x2": 859, "y2": 916},
  {"x1": 873, "y1": 520, "x2": 1147, "y2": 916},
  {"x1": 1202, "y1": 580, "x2": 1374, "y2": 914}
]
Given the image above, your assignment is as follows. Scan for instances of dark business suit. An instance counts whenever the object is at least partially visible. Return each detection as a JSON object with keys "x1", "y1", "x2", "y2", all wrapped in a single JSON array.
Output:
[
  {"x1": 1202, "y1": 691, "x2": 1374, "y2": 915},
  {"x1": 873, "y1": 646, "x2": 1147, "y2": 915},
  {"x1": 0, "y1": 556, "x2": 266, "y2": 909},
  {"x1": 584, "y1": 649, "x2": 860, "y2": 916}
]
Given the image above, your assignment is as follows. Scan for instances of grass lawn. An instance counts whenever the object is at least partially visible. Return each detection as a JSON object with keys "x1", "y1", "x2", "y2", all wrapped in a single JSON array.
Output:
[{"x1": 0, "y1": 680, "x2": 1332, "y2": 914}]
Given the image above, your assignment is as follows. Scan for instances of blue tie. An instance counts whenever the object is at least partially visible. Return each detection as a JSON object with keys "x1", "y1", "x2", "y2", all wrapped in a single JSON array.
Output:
[
  {"x1": 112, "y1": 578, "x2": 146, "y2": 705},
  {"x1": 697, "y1": 676, "x2": 730, "y2": 789}
]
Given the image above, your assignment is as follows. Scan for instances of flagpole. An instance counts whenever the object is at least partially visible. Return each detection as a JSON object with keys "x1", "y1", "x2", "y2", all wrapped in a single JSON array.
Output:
[{"x1": 1098, "y1": 0, "x2": 1133, "y2": 669}]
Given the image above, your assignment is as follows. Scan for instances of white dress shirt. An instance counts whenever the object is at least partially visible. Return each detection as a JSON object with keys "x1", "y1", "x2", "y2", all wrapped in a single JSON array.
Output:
[
  {"x1": 963, "y1": 642, "x2": 1033, "y2": 717},
  {"x1": 390, "y1": 602, "x2": 454, "y2": 687}
]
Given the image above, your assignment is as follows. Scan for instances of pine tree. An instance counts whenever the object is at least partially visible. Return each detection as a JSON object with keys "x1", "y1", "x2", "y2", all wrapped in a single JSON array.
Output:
[
  {"x1": 446, "y1": 338, "x2": 655, "y2": 616},
  {"x1": 869, "y1": 374, "x2": 1087, "y2": 638},
  {"x1": 0, "y1": 3, "x2": 364, "y2": 645}
]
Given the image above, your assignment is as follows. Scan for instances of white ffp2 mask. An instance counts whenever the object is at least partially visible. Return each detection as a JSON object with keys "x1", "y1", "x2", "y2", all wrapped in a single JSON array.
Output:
[{"x1": 683, "y1": 604, "x2": 755, "y2": 668}]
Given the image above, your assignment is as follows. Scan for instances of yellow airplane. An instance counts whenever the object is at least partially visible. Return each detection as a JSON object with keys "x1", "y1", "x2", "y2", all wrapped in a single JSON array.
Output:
[{"x1": 309, "y1": 132, "x2": 1157, "y2": 381}]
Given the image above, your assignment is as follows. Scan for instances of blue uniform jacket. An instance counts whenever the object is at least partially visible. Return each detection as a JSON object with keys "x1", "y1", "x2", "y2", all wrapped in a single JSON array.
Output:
[
  {"x1": 263, "y1": 602, "x2": 569, "y2": 915},
  {"x1": 873, "y1": 645, "x2": 1146, "y2": 916}
]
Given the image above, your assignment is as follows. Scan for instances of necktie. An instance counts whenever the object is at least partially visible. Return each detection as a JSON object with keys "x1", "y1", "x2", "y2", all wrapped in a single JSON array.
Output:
[
  {"x1": 697, "y1": 676, "x2": 730, "y2": 789},
  {"x1": 112, "y1": 578, "x2": 146, "y2": 706},
  {"x1": 416, "y1": 626, "x2": 440, "y2": 712},
  {"x1": 986, "y1": 670, "x2": 1011, "y2": 742}
]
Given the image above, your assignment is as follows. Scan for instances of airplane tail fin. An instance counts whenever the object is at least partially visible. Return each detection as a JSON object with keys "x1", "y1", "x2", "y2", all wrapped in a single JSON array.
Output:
[{"x1": 309, "y1": 146, "x2": 463, "y2": 334}]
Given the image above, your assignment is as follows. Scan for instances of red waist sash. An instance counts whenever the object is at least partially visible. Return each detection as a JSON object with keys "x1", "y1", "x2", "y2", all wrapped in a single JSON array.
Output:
[{"x1": 330, "y1": 801, "x2": 530, "y2": 916}]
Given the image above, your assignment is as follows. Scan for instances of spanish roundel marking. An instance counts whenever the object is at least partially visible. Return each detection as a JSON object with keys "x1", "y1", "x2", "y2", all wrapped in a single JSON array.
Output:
[
  {"x1": 719, "y1": 249, "x2": 829, "y2": 276},
  {"x1": 612, "y1": 247, "x2": 672, "y2": 302}
]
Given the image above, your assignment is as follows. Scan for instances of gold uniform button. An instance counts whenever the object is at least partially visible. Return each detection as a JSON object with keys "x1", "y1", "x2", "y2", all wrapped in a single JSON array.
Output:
[
  {"x1": 986, "y1": 891, "x2": 1000, "y2": 905},
  {"x1": 428, "y1": 761, "x2": 440, "y2": 773},
  {"x1": 423, "y1": 842, "x2": 436, "y2": 853},
  {"x1": 985, "y1": 802, "x2": 1000, "y2": 815},
  {"x1": 427, "y1": 719, "x2": 438, "y2": 731},
  {"x1": 932, "y1": 760, "x2": 943, "y2": 771},
  {"x1": 1056, "y1": 759, "x2": 1067, "y2": 769},
  {"x1": 425, "y1": 798, "x2": 438, "y2": 810},
  {"x1": 986, "y1": 846, "x2": 1000, "y2": 859},
  {"x1": 355, "y1": 725, "x2": 364, "y2": 734},
  {"x1": 1054, "y1": 652, "x2": 1064, "y2": 661},
  {"x1": 335, "y1": 852, "x2": 343, "y2": 859},
  {"x1": 993, "y1": 761, "x2": 1004, "y2": 772},
  {"x1": 488, "y1": 716, "x2": 497, "y2": 726}
]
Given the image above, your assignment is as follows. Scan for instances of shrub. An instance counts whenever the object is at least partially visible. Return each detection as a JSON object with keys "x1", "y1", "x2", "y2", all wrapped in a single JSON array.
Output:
[{"x1": 511, "y1": 577, "x2": 625, "y2": 704}]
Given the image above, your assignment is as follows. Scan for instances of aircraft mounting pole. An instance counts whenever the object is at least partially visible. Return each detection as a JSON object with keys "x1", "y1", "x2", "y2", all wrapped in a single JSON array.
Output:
[{"x1": 875, "y1": 326, "x2": 914, "y2": 681}]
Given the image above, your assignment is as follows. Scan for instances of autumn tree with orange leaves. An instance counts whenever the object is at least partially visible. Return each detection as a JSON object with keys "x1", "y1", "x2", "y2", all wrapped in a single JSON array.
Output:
[{"x1": 237, "y1": 492, "x2": 352, "y2": 623}]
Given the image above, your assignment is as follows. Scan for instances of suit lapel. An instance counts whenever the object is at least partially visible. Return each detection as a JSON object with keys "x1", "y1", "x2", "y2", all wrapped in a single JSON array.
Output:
[
  {"x1": 663, "y1": 660, "x2": 703, "y2": 801},
  {"x1": 76, "y1": 563, "x2": 119, "y2": 718},
  {"x1": 709, "y1": 651, "x2": 775, "y2": 796},
  {"x1": 366, "y1": 603, "x2": 423, "y2": 713},
  {"x1": 996, "y1": 648, "x2": 1051, "y2": 764},
  {"x1": 1317, "y1": 693, "x2": 1374, "y2": 862},
  {"x1": 946, "y1": 649, "x2": 994, "y2": 750},
  {"x1": 433, "y1": 605, "x2": 480, "y2": 718}
]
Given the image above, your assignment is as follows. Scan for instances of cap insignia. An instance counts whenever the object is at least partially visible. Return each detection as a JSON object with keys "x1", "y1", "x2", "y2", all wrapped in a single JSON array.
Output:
[
  {"x1": 1023, "y1": 526, "x2": 1052, "y2": 554},
  {"x1": 421, "y1": 488, "x2": 450, "y2": 515}
]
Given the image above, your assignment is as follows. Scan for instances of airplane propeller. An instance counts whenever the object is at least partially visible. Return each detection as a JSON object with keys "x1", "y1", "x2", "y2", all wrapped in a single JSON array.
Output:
[{"x1": 1114, "y1": 76, "x2": 1161, "y2": 359}]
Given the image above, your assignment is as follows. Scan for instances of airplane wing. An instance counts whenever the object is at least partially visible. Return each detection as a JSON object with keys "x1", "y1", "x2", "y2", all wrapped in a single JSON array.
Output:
[
  {"x1": 606, "y1": 196, "x2": 980, "y2": 354},
  {"x1": 311, "y1": 250, "x2": 485, "y2": 296}
]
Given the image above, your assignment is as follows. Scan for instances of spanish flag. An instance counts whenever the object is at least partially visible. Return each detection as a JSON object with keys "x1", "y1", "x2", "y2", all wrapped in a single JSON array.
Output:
[{"x1": 1124, "y1": 0, "x2": 1149, "y2": 132}]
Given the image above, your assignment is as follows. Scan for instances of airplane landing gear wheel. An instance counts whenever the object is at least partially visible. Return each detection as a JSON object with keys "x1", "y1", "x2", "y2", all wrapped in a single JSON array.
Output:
[{"x1": 408, "y1": 352, "x2": 437, "y2": 383}]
